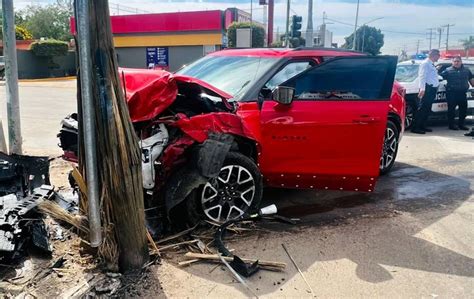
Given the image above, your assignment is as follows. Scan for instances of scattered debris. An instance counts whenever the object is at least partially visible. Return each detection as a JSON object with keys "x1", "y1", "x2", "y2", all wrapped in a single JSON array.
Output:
[
  {"x1": 0, "y1": 152, "x2": 81, "y2": 264},
  {"x1": 182, "y1": 253, "x2": 286, "y2": 272},
  {"x1": 218, "y1": 252, "x2": 259, "y2": 298},
  {"x1": 0, "y1": 185, "x2": 54, "y2": 259},
  {"x1": 282, "y1": 243, "x2": 315, "y2": 297}
]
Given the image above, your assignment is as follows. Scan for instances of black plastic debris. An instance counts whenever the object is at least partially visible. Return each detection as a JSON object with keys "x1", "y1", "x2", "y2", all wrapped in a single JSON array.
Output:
[
  {"x1": 0, "y1": 185, "x2": 54, "y2": 258},
  {"x1": 0, "y1": 152, "x2": 50, "y2": 197},
  {"x1": 53, "y1": 190, "x2": 79, "y2": 214}
]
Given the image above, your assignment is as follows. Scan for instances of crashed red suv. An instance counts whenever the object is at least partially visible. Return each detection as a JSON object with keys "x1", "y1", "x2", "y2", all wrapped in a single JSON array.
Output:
[{"x1": 60, "y1": 48, "x2": 405, "y2": 224}]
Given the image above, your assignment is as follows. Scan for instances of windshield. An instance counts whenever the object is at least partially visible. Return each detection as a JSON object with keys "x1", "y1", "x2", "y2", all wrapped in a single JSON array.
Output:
[
  {"x1": 395, "y1": 64, "x2": 419, "y2": 82},
  {"x1": 176, "y1": 55, "x2": 278, "y2": 101}
]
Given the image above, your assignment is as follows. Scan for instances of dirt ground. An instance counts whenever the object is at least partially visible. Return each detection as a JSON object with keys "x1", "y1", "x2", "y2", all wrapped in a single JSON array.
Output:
[{"x1": 1, "y1": 80, "x2": 473, "y2": 298}]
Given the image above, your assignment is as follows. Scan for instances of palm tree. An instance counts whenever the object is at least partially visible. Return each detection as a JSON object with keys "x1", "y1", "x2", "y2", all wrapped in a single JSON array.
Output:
[{"x1": 460, "y1": 36, "x2": 474, "y2": 57}]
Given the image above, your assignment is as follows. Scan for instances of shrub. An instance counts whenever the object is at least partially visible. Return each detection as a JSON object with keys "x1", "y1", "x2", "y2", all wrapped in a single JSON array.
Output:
[
  {"x1": 15, "y1": 26, "x2": 33, "y2": 40},
  {"x1": 30, "y1": 39, "x2": 68, "y2": 57}
]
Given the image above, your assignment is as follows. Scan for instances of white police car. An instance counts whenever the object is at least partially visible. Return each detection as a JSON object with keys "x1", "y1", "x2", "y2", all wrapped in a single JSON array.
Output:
[{"x1": 395, "y1": 58, "x2": 474, "y2": 128}]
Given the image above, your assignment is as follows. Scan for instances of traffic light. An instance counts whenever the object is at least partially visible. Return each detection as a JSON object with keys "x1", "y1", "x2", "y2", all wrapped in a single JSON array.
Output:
[{"x1": 291, "y1": 15, "x2": 302, "y2": 38}]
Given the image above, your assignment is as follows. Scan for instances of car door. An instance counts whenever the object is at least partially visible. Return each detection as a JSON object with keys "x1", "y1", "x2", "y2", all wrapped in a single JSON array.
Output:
[{"x1": 259, "y1": 56, "x2": 398, "y2": 192}]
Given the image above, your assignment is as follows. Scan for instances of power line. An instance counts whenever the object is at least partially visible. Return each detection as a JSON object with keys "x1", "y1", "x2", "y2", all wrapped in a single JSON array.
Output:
[{"x1": 324, "y1": 17, "x2": 472, "y2": 36}]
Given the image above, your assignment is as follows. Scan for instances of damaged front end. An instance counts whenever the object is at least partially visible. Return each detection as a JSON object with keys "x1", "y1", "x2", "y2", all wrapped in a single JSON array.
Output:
[{"x1": 58, "y1": 68, "x2": 261, "y2": 232}]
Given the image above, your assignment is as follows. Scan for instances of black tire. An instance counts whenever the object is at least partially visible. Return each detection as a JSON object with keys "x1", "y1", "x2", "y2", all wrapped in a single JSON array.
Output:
[
  {"x1": 405, "y1": 102, "x2": 416, "y2": 130},
  {"x1": 380, "y1": 120, "x2": 400, "y2": 175},
  {"x1": 185, "y1": 151, "x2": 263, "y2": 224}
]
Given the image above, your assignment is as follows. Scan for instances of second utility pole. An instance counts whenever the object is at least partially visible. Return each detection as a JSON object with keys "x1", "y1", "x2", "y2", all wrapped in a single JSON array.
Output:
[
  {"x1": 2, "y1": 0, "x2": 22, "y2": 154},
  {"x1": 285, "y1": 0, "x2": 290, "y2": 48},
  {"x1": 352, "y1": 0, "x2": 360, "y2": 50},
  {"x1": 442, "y1": 24, "x2": 455, "y2": 51}
]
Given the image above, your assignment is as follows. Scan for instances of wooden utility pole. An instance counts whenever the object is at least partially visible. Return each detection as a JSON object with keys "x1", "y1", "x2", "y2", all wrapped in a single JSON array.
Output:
[
  {"x1": 442, "y1": 24, "x2": 455, "y2": 51},
  {"x1": 75, "y1": 0, "x2": 148, "y2": 272},
  {"x1": 427, "y1": 28, "x2": 435, "y2": 50}
]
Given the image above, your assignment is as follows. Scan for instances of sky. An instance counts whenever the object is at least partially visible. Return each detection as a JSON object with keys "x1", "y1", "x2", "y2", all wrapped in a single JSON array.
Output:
[{"x1": 13, "y1": 0, "x2": 474, "y2": 54}]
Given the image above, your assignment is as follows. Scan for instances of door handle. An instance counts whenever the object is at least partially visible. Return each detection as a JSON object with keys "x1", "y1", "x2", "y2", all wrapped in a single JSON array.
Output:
[{"x1": 352, "y1": 116, "x2": 381, "y2": 124}]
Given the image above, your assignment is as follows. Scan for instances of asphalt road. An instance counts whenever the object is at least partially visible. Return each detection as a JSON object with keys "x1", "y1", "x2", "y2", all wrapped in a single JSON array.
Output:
[{"x1": 1, "y1": 80, "x2": 473, "y2": 298}]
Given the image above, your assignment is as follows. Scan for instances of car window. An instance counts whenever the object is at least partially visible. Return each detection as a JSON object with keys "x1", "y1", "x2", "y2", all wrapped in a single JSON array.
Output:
[
  {"x1": 282, "y1": 56, "x2": 397, "y2": 101},
  {"x1": 176, "y1": 55, "x2": 277, "y2": 101},
  {"x1": 395, "y1": 64, "x2": 419, "y2": 82},
  {"x1": 265, "y1": 61, "x2": 312, "y2": 90},
  {"x1": 436, "y1": 63, "x2": 450, "y2": 74},
  {"x1": 463, "y1": 64, "x2": 474, "y2": 74}
]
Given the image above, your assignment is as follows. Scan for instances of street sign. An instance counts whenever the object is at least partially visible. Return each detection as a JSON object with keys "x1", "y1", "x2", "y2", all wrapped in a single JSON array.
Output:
[{"x1": 146, "y1": 47, "x2": 169, "y2": 68}]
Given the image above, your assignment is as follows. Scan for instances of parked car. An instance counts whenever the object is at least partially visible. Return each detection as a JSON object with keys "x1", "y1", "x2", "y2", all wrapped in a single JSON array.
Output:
[
  {"x1": 60, "y1": 48, "x2": 404, "y2": 225},
  {"x1": 395, "y1": 58, "x2": 474, "y2": 128}
]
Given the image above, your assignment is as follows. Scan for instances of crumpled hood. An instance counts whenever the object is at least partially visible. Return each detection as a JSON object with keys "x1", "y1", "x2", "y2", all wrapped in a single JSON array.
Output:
[{"x1": 120, "y1": 68, "x2": 233, "y2": 123}]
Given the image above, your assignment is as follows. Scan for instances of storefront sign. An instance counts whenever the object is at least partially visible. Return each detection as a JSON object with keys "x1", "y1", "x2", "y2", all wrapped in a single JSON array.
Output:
[{"x1": 146, "y1": 47, "x2": 169, "y2": 69}]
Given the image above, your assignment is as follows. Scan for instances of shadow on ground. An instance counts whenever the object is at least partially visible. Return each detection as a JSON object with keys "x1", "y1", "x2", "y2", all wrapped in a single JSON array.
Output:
[{"x1": 172, "y1": 161, "x2": 473, "y2": 295}]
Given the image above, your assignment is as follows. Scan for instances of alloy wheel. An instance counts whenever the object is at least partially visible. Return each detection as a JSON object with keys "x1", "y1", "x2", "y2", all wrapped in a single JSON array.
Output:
[
  {"x1": 405, "y1": 105, "x2": 414, "y2": 129},
  {"x1": 201, "y1": 165, "x2": 256, "y2": 223},
  {"x1": 380, "y1": 126, "x2": 398, "y2": 171}
]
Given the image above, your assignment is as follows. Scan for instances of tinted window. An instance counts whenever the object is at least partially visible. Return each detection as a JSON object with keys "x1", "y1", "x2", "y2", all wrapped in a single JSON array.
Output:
[
  {"x1": 282, "y1": 57, "x2": 397, "y2": 101},
  {"x1": 265, "y1": 61, "x2": 312, "y2": 90}
]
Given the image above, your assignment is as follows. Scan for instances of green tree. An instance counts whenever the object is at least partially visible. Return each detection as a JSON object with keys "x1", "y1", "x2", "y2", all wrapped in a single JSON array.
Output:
[
  {"x1": 227, "y1": 22, "x2": 265, "y2": 48},
  {"x1": 460, "y1": 36, "x2": 473, "y2": 57},
  {"x1": 0, "y1": 9, "x2": 33, "y2": 40},
  {"x1": 342, "y1": 25, "x2": 384, "y2": 55},
  {"x1": 0, "y1": 25, "x2": 33, "y2": 41},
  {"x1": 19, "y1": 0, "x2": 73, "y2": 41}
]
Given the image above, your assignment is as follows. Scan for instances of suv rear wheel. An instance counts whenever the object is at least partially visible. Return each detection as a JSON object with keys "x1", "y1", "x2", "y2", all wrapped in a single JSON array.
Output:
[{"x1": 380, "y1": 120, "x2": 399, "y2": 175}]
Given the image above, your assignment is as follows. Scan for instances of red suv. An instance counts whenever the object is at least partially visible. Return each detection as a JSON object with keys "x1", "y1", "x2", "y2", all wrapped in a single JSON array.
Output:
[
  {"x1": 60, "y1": 48, "x2": 405, "y2": 224},
  {"x1": 173, "y1": 48, "x2": 405, "y2": 222}
]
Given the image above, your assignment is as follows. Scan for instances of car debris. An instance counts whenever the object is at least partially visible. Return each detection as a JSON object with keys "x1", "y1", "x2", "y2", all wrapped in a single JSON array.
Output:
[
  {"x1": 0, "y1": 185, "x2": 54, "y2": 258},
  {"x1": 0, "y1": 152, "x2": 79, "y2": 262},
  {"x1": 282, "y1": 243, "x2": 315, "y2": 296}
]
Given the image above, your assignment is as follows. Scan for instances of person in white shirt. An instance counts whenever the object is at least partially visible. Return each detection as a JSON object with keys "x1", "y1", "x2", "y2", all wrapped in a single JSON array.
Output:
[{"x1": 411, "y1": 49, "x2": 441, "y2": 134}]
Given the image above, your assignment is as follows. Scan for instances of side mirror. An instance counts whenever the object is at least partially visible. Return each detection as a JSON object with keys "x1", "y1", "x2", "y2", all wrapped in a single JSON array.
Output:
[{"x1": 272, "y1": 86, "x2": 295, "y2": 105}]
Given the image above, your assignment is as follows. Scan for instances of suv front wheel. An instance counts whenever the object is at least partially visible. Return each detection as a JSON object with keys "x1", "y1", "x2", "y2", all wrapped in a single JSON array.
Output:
[
  {"x1": 380, "y1": 120, "x2": 399, "y2": 175},
  {"x1": 199, "y1": 152, "x2": 263, "y2": 223}
]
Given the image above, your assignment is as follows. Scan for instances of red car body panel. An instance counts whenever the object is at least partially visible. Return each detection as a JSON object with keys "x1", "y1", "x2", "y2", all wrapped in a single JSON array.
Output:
[
  {"x1": 120, "y1": 68, "x2": 232, "y2": 123},
  {"x1": 257, "y1": 100, "x2": 388, "y2": 191},
  {"x1": 210, "y1": 48, "x2": 365, "y2": 58},
  {"x1": 171, "y1": 112, "x2": 256, "y2": 143}
]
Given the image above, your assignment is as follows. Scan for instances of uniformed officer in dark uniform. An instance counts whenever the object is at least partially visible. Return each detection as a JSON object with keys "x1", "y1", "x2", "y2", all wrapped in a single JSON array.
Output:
[{"x1": 441, "y1": 56, "x2": 474, "y2": 130}]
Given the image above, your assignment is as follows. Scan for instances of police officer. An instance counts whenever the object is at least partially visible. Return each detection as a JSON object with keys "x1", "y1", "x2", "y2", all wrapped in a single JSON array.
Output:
[
  {"x1": 441, "y1": 56, "x2": 474, "y2": 130},
  {"x1": 412, "y1": 49, "x2": 441, "y2": 134}
]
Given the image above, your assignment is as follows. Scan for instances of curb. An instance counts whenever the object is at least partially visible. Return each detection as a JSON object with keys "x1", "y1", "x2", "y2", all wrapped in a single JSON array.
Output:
[{"x1": 19, "y1": 76, "x2": 77, "y2": 82}]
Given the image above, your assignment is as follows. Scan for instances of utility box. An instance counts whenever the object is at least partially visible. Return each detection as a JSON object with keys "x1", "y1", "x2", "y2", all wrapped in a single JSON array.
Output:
[{"x1": 236, "y1": 28, "x2": 251, "y2": 48}]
